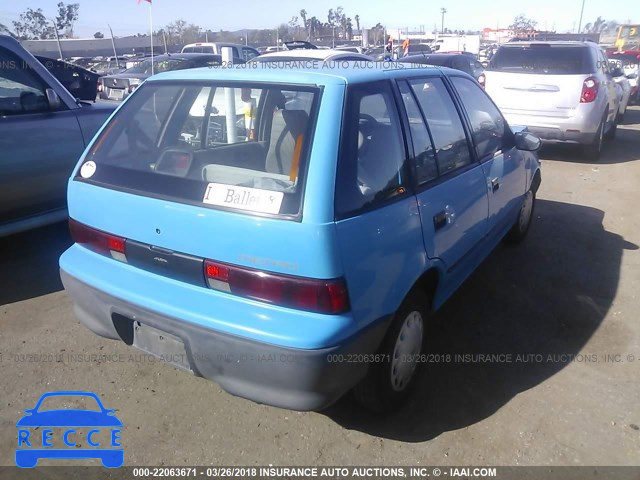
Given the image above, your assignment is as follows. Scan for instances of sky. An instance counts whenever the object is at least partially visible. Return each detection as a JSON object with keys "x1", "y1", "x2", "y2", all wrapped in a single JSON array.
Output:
[{"x1": 0, "y1": 0, "x2": 637, "y2": 38}]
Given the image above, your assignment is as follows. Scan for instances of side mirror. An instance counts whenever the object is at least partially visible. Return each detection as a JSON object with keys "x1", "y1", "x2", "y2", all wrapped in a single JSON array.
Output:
[
  {"x1": 45, "y1": 88, "x2": 61, "y2": 110},
  {"x1": 514, "y1": 131, "x2": 541, "y2": 152}
]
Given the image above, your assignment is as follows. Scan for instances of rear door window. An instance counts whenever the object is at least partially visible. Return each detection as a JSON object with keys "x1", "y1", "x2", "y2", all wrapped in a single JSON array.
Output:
[
  {"x1": 488, "y1": 45, "x2": 595, "y2": 74},
  {"x1": 408, "y1": 77, "x2": 472, "y2": 175},
  {"x1": 335, "y1": 81, "x2": 409, "y2": 218},
  {"x1": 450, "y1": 76, "x2": 512, "y2": 161},
  {"x1": 80, "y1": 82, "x2": 320, "y2": 217}
]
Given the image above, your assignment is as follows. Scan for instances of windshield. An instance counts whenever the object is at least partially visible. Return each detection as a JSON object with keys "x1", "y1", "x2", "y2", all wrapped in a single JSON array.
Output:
[
  {"x1": 124, "y1": 58, "x2": 186, "y2": 75},
  {"x1": 79, "y1": 82, "x2": 320, "y2": 217},
  {"x1": 488, "y1": 45, "x2": 595, "y2": 74},
  {"x1": 37, "y1": 395, "x2": 101, "y2": 412}
]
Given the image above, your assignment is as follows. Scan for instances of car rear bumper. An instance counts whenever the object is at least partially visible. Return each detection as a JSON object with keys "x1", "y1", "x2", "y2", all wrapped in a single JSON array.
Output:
[
  {"x1": 60, "y1": 270, "x2": 388, "y2": 411},
  {"x1": 502, "y1": 110, "x2": 602, "y2": 145}
]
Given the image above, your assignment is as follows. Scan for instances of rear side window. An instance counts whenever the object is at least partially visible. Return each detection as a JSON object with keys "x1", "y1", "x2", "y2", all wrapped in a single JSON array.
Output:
[
  {"x1": 335, "y1": 81, "x2": 408, "y2": 218},
  {"x1": 488, "y1": 45, "x2": 596, "y2": 74},
  {"x1": 80, "y1": 82, "x2": 320, "y2": 217}
]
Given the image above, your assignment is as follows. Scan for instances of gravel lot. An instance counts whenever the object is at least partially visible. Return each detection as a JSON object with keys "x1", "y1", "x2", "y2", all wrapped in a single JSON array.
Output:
[{"x1": 1, "y1": 106, "x2": 639, "y2": 467}]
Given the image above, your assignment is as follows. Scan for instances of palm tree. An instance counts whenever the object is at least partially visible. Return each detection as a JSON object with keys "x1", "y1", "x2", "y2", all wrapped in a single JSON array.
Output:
[{"x1": 300, "y1": 9, "x2": 309, "y2": 40}]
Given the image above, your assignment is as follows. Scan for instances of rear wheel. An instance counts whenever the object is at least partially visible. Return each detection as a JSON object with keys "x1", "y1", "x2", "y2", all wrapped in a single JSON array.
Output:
[
  {"x1": 353, "y1": 292, "x2": 427, "y2": 412},
  {"x1": 584, "y1": 116, "x2": 605, "y2": 161},
  {"x1": 605, "y1": 113, "x2": 618, "y2": 141}
]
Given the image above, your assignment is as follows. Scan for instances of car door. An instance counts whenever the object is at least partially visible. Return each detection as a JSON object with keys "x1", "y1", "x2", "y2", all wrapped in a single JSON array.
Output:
[
  {"x1": 334, "y1": 81, "x2": 425, "y2": 328},
  {"x1": 597, "y1": 48, "x2": 619, "y2": 124},
  {"x1": 0, "y1": 45, "x2": 85, "y2": 223},
  {"x1": 449, "y1": 75, "x2": 526, "y2": 235},
  {"x1": 397, "y1": 77, "x2": 489, "y2": 273}
]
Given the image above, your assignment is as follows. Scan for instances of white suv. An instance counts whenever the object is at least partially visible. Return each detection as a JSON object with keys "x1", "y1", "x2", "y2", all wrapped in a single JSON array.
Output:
[{"x1": 484, "y1": 41, "x2": 620, "y2": 160}]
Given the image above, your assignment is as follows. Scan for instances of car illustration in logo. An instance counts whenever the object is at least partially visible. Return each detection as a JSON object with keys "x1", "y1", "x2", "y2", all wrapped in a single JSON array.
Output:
[{"x1": 16, "y1": 391, "x2": 123, "y2": 468}]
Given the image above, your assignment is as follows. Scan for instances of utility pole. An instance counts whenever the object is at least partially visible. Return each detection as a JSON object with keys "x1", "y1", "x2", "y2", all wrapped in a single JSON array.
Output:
[
  {"x1": 577, "y1": 0, "x2": 586, "y2": 33},
  {"x1": 108, "y1": 24, "x2": 119, "y2": 67},
  {"x1": 51, "y1": 20, "x2": 63, "y2": 60},
  {"x1": 440, "y1": 8, "x2": 447, "y2": 34}
]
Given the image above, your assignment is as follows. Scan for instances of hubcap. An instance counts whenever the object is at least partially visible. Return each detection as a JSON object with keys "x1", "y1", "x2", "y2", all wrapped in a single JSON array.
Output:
[
  {"x1": 519, "y1": 191, "x2": 534, "y2": 232},
  {"x1": 390, "y1": 310, "x2": 424, "y2": 392}
]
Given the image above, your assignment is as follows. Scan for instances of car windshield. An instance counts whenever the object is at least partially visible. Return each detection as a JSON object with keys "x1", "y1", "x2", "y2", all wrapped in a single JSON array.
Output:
[
  {"x1": 37, "y1": 395, "x2": 101, "y2": 412},
  {"x1": 488, "y1": 45, "x2": 595, "y2": 74},
  {"x1": 124, "y1": 58, "x2": 186, "y2": 75},
  {"x1": 81, "y1": 81, "x2": 320, "y2": 217}
]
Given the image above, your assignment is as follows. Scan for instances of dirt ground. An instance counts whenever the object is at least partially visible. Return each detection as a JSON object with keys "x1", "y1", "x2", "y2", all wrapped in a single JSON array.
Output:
[{"x1": 1, "y1": 107, "x2": 639, "y2": 468}]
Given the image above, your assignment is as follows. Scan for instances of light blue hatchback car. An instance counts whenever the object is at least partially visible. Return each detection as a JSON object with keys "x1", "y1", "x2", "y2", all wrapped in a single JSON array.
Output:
[{"x1": 60, "y1": 63, "x2": 541, "y2": 412}]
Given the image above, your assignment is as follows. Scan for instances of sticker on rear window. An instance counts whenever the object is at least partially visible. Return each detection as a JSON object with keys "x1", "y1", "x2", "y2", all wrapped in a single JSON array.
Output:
[
  {"x1": 203, "y1": 183, "x2": 284, "y2": 214},
  {"x1": 80, "y1": 161, "x2": 97, "y2": 179}
]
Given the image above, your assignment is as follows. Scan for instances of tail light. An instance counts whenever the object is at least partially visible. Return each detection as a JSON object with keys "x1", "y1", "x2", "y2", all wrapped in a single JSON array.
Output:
[
  {"x1": 204, "y1": 259, "x2": 350, "y2": 315},
  {"x1": 97, "y1": 81, "x2": 103, "y2": 92},
  {"x1": 69, "y1": 219, "x2": 127, "y2": 262},
  {"x1": 128, "y1": 84, "x2": 138, "y2": 93},
  {"x1": 478, "y1": 73, "x2": 486, "y2": 88},
  {"x1": 580, "y1": 76, "x2": 598, "y2": 103}
]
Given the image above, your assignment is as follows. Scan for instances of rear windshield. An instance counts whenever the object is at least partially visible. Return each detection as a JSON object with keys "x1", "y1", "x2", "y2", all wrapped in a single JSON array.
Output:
[
  {"x1": 124, "y1": 58, "x2": 186, "y2": 75},
  {"x1": 183, "y1": 46, "x2": 215, "y2": 54},
  {"x1": 487, "y1": 45, "x2": 595, "y2": 74},
  {"x1": 78, "y1": 82, "x2": 319, "y2": 217}
]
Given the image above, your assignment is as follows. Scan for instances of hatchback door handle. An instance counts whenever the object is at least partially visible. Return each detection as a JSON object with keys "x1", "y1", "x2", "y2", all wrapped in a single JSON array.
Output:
[
  {"x1": 433, "y1": 211, "x2": 447, "y2": 231},
  {"x1": 491, "y1": 177, "x2": 500, "y2": 192}
]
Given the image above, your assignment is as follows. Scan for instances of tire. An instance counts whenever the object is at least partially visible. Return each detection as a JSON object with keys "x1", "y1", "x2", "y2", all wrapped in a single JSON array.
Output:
[
  {"x1": 605, "y1": 113, "x2": 618, "y2": 141},
  {"x1": 584, "y1": 116, "x2": 605, "y2": 161},
  {"x1": 504, "y1": 189, "x2": 535, "y2": 244},
  {"x1": 353, "y1": 292, "x2": 428, "y2": 412}
]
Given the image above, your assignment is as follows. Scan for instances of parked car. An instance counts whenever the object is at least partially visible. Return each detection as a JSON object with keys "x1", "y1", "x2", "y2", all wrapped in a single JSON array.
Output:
[
  {"x1": 399, "y1": 53, "x2": 486, "y2": 87},
  {"x1": 98, "y1": 53, "x2": 223, "y2": 101},
  {"x1": 484, "y1": 41, "x2": 620, "y2": 160},
  {"x1": 181, "y1": 42, "x2": 260, "y2": 61},
  {"x1": 250, "y1": 49, "x2": 373, "y2": 63},
  {"x1": 0, "y1": 35, "x2": 116, "y2": 237},
  {"x1": 35, "y1": 56, "x2": 100, "y2": 101},
  {"x1": 60, "y1": 63, "x2": 541, "y2": 412},
  {"x1": 609, "y1": 62, "x2": 631, "y2": 121},
  {"x1": 609, "y1": 51, "x2": 640, "y2": 104},
  {"x1": 89, "y1": 57, "x2": 126, "y2": 76}
]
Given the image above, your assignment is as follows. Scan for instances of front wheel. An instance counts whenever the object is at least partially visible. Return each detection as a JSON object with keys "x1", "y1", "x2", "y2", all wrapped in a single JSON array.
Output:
[
  {"x1": 353, "y1": 292, "x2": 427, "y2": 412},
  {"x1": 504, "y1": 189, "x2": 535, "y2": 244}
]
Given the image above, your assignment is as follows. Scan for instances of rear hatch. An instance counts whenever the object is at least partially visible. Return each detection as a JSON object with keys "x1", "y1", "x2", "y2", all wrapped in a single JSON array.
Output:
[
  {"x1": 485, "y1": 43, "x2": 596, "y2": 117},
  {"x1": 68, "y1": 79, "x2": 349, "y2": 312}
]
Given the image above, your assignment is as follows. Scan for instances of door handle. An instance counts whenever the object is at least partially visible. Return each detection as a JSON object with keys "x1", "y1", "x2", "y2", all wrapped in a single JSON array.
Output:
[
  {"x1": 491, "y1": 177, "x2": 500, "y2": 192},
  {"x1": 433, "y1": 211, "x2": 448, "y2": 231}
]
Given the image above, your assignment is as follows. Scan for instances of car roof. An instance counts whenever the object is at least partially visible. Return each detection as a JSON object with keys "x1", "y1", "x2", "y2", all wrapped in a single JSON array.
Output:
[
  {"x1": 150, "y1": 61, "x2": 454, "y2": 86},
  {"x1": 500, "y1": 41, "x2": 593, "y2": 47},
  {"x1": 183, "y1": 42, "x2": 251, "y2": 48},
  {"x1": 255, "y1": 49, "x2": 371, "y2": 61},
  {"x1": 147, "y1": 53, "x2": 221, "y2": 61}
]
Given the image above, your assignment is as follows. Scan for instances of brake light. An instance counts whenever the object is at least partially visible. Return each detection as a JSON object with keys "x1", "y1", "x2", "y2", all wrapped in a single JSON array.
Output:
[
  {"x1": 69, "y1": 219, "x2": 127, "y2": 262},
  {"x1": 204, "y1": 260, "x2": 350, "y2": 314},
  {"x1": 128, "y1": 84, "x2": 138, "y2": 93},
  {"x1": 97, "y1": 81, "x2": 103, "y2": 92},
  {"x1": 580, "y1": 76, "x2": 598, "y2": 103},
  {"x1": 478, "y1": 73, "x2": 486, "y2": 88}
]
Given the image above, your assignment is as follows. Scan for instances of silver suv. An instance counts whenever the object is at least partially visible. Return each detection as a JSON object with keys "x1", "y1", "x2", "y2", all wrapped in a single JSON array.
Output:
[{"x1": 484, "y1": 41, "x2": 620, "y2": 160}]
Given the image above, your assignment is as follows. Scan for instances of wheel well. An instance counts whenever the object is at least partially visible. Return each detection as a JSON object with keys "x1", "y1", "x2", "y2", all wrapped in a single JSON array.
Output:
[
  {"x1": 531, "y1": 168, "x2": 541, "y2": 194},
  {"x1": 409, "y1": 268, "x2": 439, "y2": 311}
]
